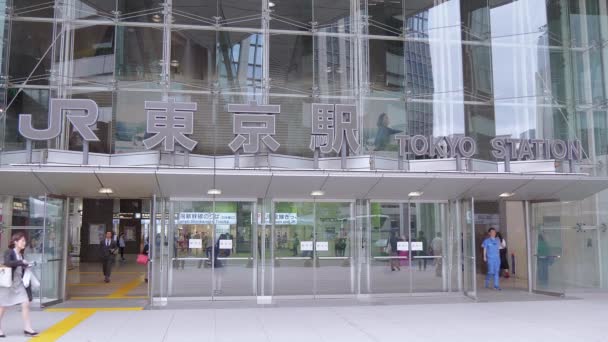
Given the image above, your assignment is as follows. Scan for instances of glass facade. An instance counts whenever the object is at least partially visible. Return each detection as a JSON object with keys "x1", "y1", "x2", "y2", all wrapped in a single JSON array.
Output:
[
  {"x1": 2, "y1": 0, "x2": 606, "y2": 165},
  {"x1": 0, "y1": 0, "x2": 607, "y2": 299}
]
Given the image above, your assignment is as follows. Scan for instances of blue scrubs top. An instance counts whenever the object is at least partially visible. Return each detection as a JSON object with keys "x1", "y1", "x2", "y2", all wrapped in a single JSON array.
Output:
[{"x1": 482, "y1": 237, "x2": 500, "y2": 260}]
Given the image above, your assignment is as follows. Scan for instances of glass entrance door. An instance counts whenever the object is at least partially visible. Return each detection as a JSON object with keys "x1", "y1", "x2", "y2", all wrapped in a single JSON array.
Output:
[
  {"x1": 272, "y1": 201, "x2": 355, "y2": 297},
  {"x1": 365, "y1": 202, "x2": 449, "y2": 295},
  {"x1": 461, "y1": 198, "x2": 477, "y2": 299},
  {"x1": 168, "y1": 201, "x2": 255, "y2": 299}
]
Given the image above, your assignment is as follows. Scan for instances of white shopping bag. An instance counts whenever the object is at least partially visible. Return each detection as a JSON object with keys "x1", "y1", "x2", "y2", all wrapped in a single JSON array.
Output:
[
  {"x1": 23, "y1": 268, "x2": 39, "y2": 289},
  {"x1": 0, "y1": 267, "x2": 12, "y2": 288}
]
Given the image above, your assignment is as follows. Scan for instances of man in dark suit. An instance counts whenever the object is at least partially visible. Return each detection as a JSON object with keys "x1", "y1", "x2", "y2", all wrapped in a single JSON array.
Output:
[{"x1": 100, "y1": 231, "x2": 117, "y2": 283}]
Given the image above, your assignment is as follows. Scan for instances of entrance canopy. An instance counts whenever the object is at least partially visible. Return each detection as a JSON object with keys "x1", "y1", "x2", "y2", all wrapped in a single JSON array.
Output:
[{"x1": 1, "y1": 165, "x2": 606, "y2": 202}]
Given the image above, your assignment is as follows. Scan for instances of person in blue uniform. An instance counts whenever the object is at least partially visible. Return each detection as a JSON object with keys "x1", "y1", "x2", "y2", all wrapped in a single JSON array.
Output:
[{"x1": 482, "y1": 227, "x2": 502, "y2": 290}]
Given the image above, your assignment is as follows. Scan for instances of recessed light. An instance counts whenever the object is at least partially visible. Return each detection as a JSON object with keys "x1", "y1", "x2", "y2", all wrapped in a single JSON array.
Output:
[
  {"x1": 311, "y1": 190, "x2": 325, "y2": 197},
  {"x1": 408, "y1": 191, "x2": 423, "y2": 197},
  {"x1": 98, "y1": 187, "x2": 113, "y2": 194},
  {"x1": 269, "y1": 1, "x2": 276, "y2": 8},
  {"x1": 207, "y1": 189, "x2": 222, "y2": 195},
  {"x1": 151, "y1": 14, "x2": 162, "y2": 23},
  {"x1": 499, "y1": 192, "x2": 515, "y2": 198}
]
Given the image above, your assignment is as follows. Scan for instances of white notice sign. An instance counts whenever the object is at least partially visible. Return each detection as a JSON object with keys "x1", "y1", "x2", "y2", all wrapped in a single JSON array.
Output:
[
  {"x1": 301, "y1": 241, "x2": 313, "y2": 251},
  {"x1": 189, "y1": 239, "x2": 202, "y2": 249},
  {"x1": 411, "y1": 241, "x2": 424, "y2": 251},
  {"x1": 219, "y1": 239, "x2": 233, "y2": 250},
  {"x1": 315, "y1": 241, "x2": 329, "y2": 251},
  {"x1": 397, "y1": 241, "x2": 409, "y2": 251}
]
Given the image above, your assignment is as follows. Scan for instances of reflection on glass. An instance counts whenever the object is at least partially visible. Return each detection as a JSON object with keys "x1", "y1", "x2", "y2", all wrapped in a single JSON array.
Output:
[
  {"x1": 9, "y1": 22, "x2": 52, "y2": 86},
  {"x1": 273, "y1": 202, "x2": 314, "y2": 296},
  {"x1": 171, "y1": 30, "x2": 217, "y2": 91},
  {"x1": 113, "y1": 91, "x2": 161, "y2": 154},
  {"x1": 315, "y1": 35, "x2": 353, "y2": 95},
  {"x1": 71, "y1": 26, "x2": 115, "y2": 87},
  {"x1": 69, "y1": 91, "x2": 113, "y2": 154},
  {"x1": 218, "y1": 33, "x2": 264, "y2": 93},
  {"x1": 13, "y1": 0, "x2": 54, "y2": 18},
  {"x1": 115, "y1": 27, "x2": 163, "y2": 86},
  {"x1": 316, "y1": 202, "x2": 353, "y2": 295},
  {"x1": 269, "y1": 34, "x2": 313, "y2": 95},
  {"x1": 369, "y1": 203, "x2": 409, "y2": 294},
  {"x1": 5, "y1": 89, "x2": 50, "y2": 151},
  {"x1": 270, "y1": 0, "x2": 312, "y2": 31},
  {"x1": 117, "y1": 1, "x2": 164, "y2": 23}
]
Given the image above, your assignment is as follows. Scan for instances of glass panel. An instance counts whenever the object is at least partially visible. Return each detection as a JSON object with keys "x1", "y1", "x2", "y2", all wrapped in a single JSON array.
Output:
[
  {"x1": 315, "y1": 0, "x2": 351, "y2": 33},
  {"x1": 269, "y1": 34, "x2": 313, "y2": 95},
  {"x1": 411, "y1": 203, "x2": 447, "y2": 293},
  {"x1": 115, "y1": 27, "x2": 163, "y2": 88},
  {"x1": 13, "y1": 0, "x2": 54, "y2": 18},
  {"x1": 71, "y1": 1, "x2": 115, "y2": 21},
  {"x1": 365, "y1": 0, "x2": 403, "y2": 36},
  {"x1": 270, "y1": 95, "x2": 313, "y2": 158},
  {"x1": 368, "y1": 202, "x2": 410, "y2": 294},
  {"x1": 315, "y1": 202, "x2": 354, "y2": 296},
  {"x1": 214, "y1": 202, "x2": 254, "y2": 297},
  {"x1": 40, "y1": 197, "x2": 65, "y2": 304},
  {"x1": 273, "y1": 202, "x2": 314, "y2": 296},
  {"x1": 70, "y1": 25, "x2": 115, "y2": 87},
  {"x1": 113, "y1": 91, "x2": 161, "y2": 154},
  {"x1": 170, "y1": 201, "x2": 214, "y2": 297},
  {"x1": 218, "y1": 32, "x2": 264, "y2": 93},
  {"x1": 151, "y1": 199, "x2": 169, "y2": 299},
  {"x1": 117, "y1": 0, "x2": 164, "y2": 23},
  {"x1": 8, "y1": 22, "x2": 53, "y2": 86},
  {"x1": 218, "y1": 0, "x2": 262, "y2": 28},
  {"x1": 171, "y1": 30, "x2": 217, "y2": 91},
  {"x1": 167, "y1": 93, "x2": 215, "y2": 156},
  {"x1": 315, "y1": 35, "x2": 353, "y2": 96},
  {"x1": 270, "y1": 0, "x2": 312, "y2": 31},
  {"x1": 172, "y1": 0, "x2": 216, "y2": 26},
  {"x1": 4, "y1": 88, "x2": 50, "y2": 151},
  {"x1": 362, "y1": 99, "x2": 406, "y2": 157},
  {"x1": 462, "y1": 199, "x2": 476, "y2": 298},
  {"x1": 69, "y1": 91, "x2": 113, "y2": 154}
]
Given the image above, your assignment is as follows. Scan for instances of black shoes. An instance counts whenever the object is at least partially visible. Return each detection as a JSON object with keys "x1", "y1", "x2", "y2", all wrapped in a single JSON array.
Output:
[{"x1": 24, "y1": 330, "x2": 38, "y2": 337}]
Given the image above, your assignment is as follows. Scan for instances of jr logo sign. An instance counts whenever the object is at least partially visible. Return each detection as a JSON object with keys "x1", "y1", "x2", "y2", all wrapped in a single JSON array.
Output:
[{"x1": 18, "y1": 99, "x2": 100, "y2": 142}]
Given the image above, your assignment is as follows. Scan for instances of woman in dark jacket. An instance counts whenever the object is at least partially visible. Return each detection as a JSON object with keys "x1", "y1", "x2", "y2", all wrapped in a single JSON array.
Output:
[
  {"x1": 374, "y1": 113, "x2": 402, "y2": 151},
  {"x1": 0, "y1": 232, "x2": 38, "y2": 337}
]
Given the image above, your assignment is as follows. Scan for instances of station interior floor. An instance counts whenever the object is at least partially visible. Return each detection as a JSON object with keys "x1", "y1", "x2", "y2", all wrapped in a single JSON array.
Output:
[{"x1": 67, "y1": 254, "x2": 148, "y2": 300}]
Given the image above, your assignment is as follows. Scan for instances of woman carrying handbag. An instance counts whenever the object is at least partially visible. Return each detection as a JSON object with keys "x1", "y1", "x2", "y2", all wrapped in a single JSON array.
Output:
[{"x1": 0, "y1": 232, "x2": 38, "y2": 337}]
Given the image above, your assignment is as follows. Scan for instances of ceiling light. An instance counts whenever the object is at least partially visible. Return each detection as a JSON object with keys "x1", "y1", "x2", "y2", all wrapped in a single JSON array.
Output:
[
  {"x1": 408, "y1": 191, "x2": 423, "y2": 197},
  {"x1": 311, "y1": 190, "x2": 325, "y2": 197},
  {"x1": 170, "y1": 59, "x2": 179, "y2": 67},
  {"x1": 151, "y1": 14, "x2": 162, "y2": 23},
  {"x1": 499, "y1": 192, "x2": 515, "y2": 198},
  {"x1": 98, "y1": 187, "x2": 113, "y2": 194},
  {"x1": 207, "y1": 189, "x2": 222, "y2": 195},
  {"x1": 268, "y1": 2, "x2": 276, "y2": 8}
]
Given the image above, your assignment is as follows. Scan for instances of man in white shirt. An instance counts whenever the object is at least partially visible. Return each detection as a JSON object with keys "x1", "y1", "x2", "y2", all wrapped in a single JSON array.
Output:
[{"x1": 99, "y1": 231, "x2": 117, "y2": 283}]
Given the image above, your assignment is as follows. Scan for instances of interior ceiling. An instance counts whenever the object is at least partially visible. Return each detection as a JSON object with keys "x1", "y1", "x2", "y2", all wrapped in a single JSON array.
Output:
[{"x1": 1, "y1": 167, "x2": 607, "y2": 202}]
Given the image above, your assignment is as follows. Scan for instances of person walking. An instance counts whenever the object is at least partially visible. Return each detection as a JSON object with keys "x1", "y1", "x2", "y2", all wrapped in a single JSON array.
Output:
[
  {"x1": 431, "y1": 232, "x2": 443, "y2": 277},
  {"x1": 100, "y1": 231, "x2": 117, "y2": 283},
  {"x1": 213, "y1": 234, "x2": 227, "y2": 295},
  {"x1": 118, "y1": 233, "x2": 126, "y2": 262},
  {"x1": 387, "y1": 231, "x2": 400, "y2": 271},
  {"x1": 0, "y1": 232, "x2": 38, "y2": 337},
  {"x1": 496, "y1": 232, "x2": 510, "y2": 278},
  {"x1": 482, "y1": 227, "x2": 501, "y2": 290},
  {"x1": 416, "y1": 231, "x2": 428, "y2": 271},
  {"x1": 141, "y1": 238, "x2": 150, "y2": 283}
]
